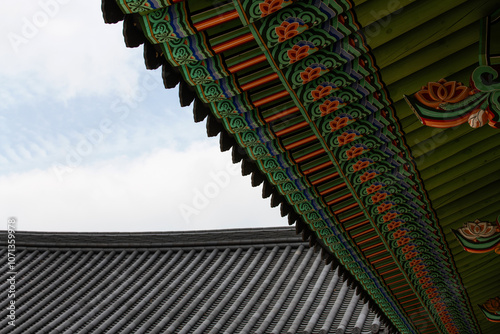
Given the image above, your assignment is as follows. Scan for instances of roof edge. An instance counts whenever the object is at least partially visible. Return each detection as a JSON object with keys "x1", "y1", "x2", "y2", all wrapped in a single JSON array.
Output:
[{"x1": 0, "y1": 226, "x2": 304, "y2": 248}]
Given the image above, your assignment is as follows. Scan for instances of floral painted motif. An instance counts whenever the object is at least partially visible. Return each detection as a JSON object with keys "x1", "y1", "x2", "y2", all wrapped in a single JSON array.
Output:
[
  {"x1": 414, "y1": 79, "x2": 471, "y2": 109},
  {"x1": 405, "y1": 251, "x2": 418, "y2": 260},
  {"x1": 427, "y1": 291, "x2": 439, "y2": 299},
  {"x1": 377, "y1": 202, "x2": 393, "y2": 213},
  {"x1": 431, "y1": 297, "x2": 441, "y2": 304},
  {"x1": 397, "y1": 235, "x2": 411, "y2": 247},
  {"x1": 366, "y1": 183, "x2": 383, "y2": 194},
  {"x1": 346, "y1": 144, "x2": 367, "y2": 160},
  {"x1": 371, "y1": 191, "x2": 388, "y2": 204},
  {"x1": 422, "y1": 282, "x2": 434, "y2": 290},
  {"x1": 387, "y1": 219, "x2": 403, "y2": 231},
  {"x1": 259, "y1": 0, "x2": 284, "y2": 17},
  {"x1": 419, "y1": 276, "x2": 431, "y2": 284},
  {"x1": 300, "y1": 63, "x2": 326, "y2": 85},
  {"x1": 426, "y1": 288, "x2": 439, "y2": 298},
  {"x1": 352, "y1": 158, "x2": 372, "y2": 172},
  {"x1": 426, "y1": 287, "x2": 438, "y2": 294},
  {"x1": 413, "y1": 264, "x2": 425, "y2": 273},
  {"x1": 416, "y1": 270, "x2": 428, "y2": 278},
  {"x1": 393, "y1": 229, "x2": 407, "y2": 239},
  {"x1": 453, "y1": 216, "x2": 500, "y2": 254},
  {"x1": 287, "y1": 41, "x2": 315, "y2": 63},
  {"x1": 458, "y1": 219, "x2": 498, "y2": 241},
  {"x1": 359, "y1": 170, "x2": 378, "y2": 183},
  {"x1": 311, "y1": 82, "x2": 337, "y2": 101},
  {"x1": 409, "y1": 259, "x2": 422, "y2": 267},
  {"x1": 383, "y1": 211, "x2": 398, "y2": 222},
  {"x1": 275, "y1": 17, "x2": 304, "y2": 43},
  {"x1": 337, "y1": 130, "x2": 358, "y2": 146},
  {"x1": 323, "y1": 102, "x2": 348, "y2": 122},
  {"x1": 406, "y1": 65, "x2": 500, "y2": 129},
  {"x1": 323, "y1": 101, "x2": 340, "y2": 117},
  {"x1": 124, "y1": 0, "x2": 162, "y2": 13},
  {"x1": 401, "y1": 244, "x2": 415, "y2": 253},
  {"x1": 483, "y1": 297, "x2": 500, "y2": 314}
]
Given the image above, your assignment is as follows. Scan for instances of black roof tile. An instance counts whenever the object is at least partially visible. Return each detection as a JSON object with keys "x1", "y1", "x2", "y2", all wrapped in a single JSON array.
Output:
[{"x1": 0, "y1": 227, "x2": 389, "y2": 333}]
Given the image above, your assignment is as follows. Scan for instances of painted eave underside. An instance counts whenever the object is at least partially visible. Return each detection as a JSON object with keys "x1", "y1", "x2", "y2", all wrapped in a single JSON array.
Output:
[
  {"x1": 100, "y1": 0, "x2": 500, "y2": 333},
  {"x1": 0, "y1": 228, "x2": 388, "y2": 334}
]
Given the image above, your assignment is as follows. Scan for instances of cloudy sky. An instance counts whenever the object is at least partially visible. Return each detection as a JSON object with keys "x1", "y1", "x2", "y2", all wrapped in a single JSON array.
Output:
[{"x1": 0, "y1": 1, "x2": 286, "y2": 232}]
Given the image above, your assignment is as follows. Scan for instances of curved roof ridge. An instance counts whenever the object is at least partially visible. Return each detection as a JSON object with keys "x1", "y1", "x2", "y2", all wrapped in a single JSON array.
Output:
[{"x1": 0, "y1": 226, "x2": 302, "y2": 248}]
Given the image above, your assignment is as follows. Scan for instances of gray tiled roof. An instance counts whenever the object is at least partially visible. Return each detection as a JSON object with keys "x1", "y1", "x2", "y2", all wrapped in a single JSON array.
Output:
[{"x1": 0, "y1": 227, "x2": 389, "y2": 333}]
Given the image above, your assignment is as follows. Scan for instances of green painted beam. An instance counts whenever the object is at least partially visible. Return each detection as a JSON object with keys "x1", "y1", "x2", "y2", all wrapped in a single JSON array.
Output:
[
  {"x1": 363, "y1": 0, "x2": 467, "y2": 49},
  {"x1": 354, "y1": 0, "x2": 413, "y2": 28},
  {"x1": 380, "y1": 22, "x2": 479, "y2": 85},
  {"x1": 456, "y1": 257, "x2": 498, "y2": 282},
  {"x1": 412, "y1": 125, "x2": 496, "y2": 170},
  {"x1": 226, "y1": 48, "x2": 267, "y2": 71},
  {"x1": 435, "y1": 179, "x2": 500, "y2": 217},
  {"x1": 399, "y1": 116, "x2": 421, "y2": 134},
  {"x1": 191, "y1": 3, "x2": 235, "y2": 23},
  {"x1": 424, "y1": 146, "x2": 500, "y2": 191},
  {"x1": 352, "y1": 0, "x2": 369, "y2": 7},
  {"x1": 438, "y1": 191, "x2": 500, "y2": 223},
  {"x1": 430, "y1": 165, "x2": 500, "y2": 207},
  {"x1": 371, "y1": 0, "x2": 499, "y2": 68},
  {"x1": 187, "y1": 0, "x2": 229, "y2": 13},
  {"x1": 407, "y1": 125, "x2": 473, "y2": 160}
]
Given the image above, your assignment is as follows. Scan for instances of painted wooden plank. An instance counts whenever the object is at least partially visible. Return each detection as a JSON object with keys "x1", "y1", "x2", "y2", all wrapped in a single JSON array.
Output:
[
  {"x1": 413, "y1": 125, "x2": 495, "y2": 170},
  {"x1": 372, "y1": 0, "x2": 498, "y2": 68},
  {"x1": 362, "y1": 0, "x2": 467, "y2": 49},
  {"x1": 425, "y1": 149, "x2": 500, "y2": 191},
  {"x1": 380, "y1": 23, "x2": 478, "y2": 85},
  {"x1": 435, "y1": 180, "x2": 500, "y2": 216}
]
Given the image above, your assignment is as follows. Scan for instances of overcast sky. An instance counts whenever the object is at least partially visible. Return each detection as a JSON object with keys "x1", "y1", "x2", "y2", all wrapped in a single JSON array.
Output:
[{"x1": 0, "y1": 1, "x2": 286, "y2": 232}]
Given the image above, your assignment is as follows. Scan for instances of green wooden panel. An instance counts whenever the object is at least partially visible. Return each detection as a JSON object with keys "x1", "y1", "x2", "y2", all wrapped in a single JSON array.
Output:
[
  {"x1": 439, "y1": 191, "x2": 500, "y2": 223},
  {"x1": 371, "y1": 0, "x2": 499, "y2": 68},
  {"x1": 362, "y1": 0, "x2": 467, "y2": 49},
  {"x1": 435, "y1": 180, "x2": 500, "y2": 217},
  {"x1": 413, "y1": 125, "x2": 496, "y2": 170},
  {"x1": 354, "y1": 0, "x2": 413, "y2": 27},
  {"x1": 380, "y1": 23, "x2": 479, "y2": 85},
  {"x1": 425, "y1": 147, "x2": 500, "y2": 190},
  {"x1": 430, "y1": 166, "x2": 500, "y2": 207},
  {"x1": 407, "y1": 125, "x2": 473, "y2": 159}
]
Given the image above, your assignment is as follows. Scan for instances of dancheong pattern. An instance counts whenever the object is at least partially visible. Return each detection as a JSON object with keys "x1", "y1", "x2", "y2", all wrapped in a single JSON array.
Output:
[
  {"x1": 104, "y1": 0, "x2": 486, "y2": 333},
  {"x1": 480, "y1": 296, "x2": 500, "y2": 323}
]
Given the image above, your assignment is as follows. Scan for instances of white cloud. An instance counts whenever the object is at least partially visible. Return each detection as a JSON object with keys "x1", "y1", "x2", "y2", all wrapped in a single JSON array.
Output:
[
  {"x1": 0, "y1": 1, "x2": 288, "y2": 233},
  {"x1": 0, "y1": 0, "x2": 144, "y2": 105},
  {"x1": 0, "y1": 144, "x2": 285, "y2": 232}
]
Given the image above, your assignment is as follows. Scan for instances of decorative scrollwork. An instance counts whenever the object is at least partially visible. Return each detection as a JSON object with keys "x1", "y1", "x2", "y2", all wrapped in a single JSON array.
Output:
[
  {"x1": 480, "y1": 297, "x2": 500, "y2": 322},
  {"x1": 405, "y1": 65, "x2": 500, "y2": 129},
  {"x1": 453, "y1": 216, "x2": 500, "y2": 254},
  {"x1": 116, "y1": 0, "x2": 175, "y2": 13}
]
